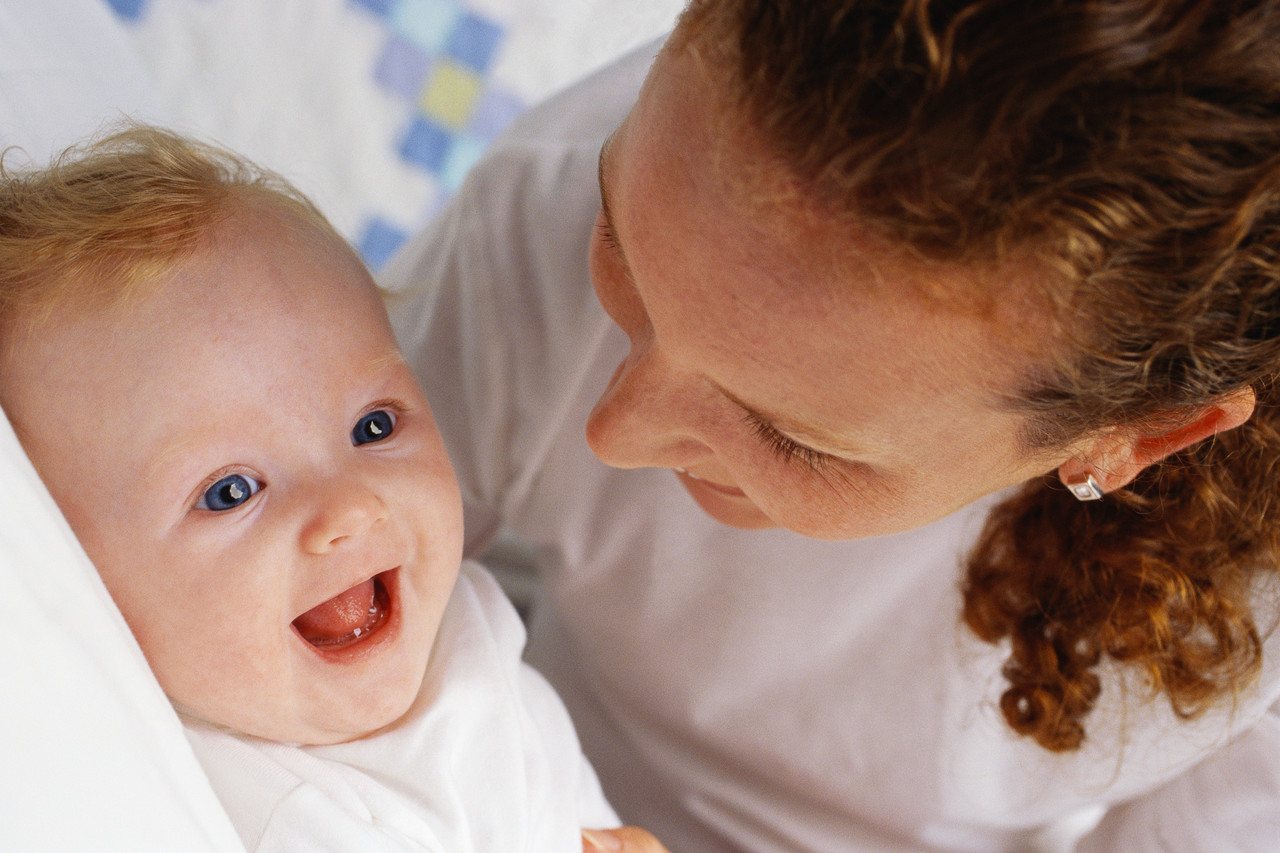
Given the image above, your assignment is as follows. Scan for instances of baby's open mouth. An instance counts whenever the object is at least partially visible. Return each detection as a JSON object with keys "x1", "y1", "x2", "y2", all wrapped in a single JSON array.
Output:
[{"x1": 293, "y1": 571, "x2": 393, "y2": 651}]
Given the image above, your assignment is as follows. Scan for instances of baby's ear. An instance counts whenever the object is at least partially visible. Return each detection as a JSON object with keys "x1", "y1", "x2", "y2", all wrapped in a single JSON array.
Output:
[{"x1": 1057, "y1": 386, "x2": 1256, "y2": 495}]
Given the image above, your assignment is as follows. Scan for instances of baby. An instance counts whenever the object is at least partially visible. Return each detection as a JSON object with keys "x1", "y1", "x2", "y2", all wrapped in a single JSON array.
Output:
[{"x1": 0, "y1": 127, "x2": 625, "y2": 852}]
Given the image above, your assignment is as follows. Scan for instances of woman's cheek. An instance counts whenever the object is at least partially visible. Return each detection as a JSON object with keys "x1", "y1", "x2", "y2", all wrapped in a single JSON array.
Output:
[{"x1": 750, "y1": 462, "x2": 894, "y2": 540}]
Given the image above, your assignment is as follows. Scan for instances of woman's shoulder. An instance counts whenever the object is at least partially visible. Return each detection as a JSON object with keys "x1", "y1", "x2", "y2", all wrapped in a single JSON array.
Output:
[{"x1": 497, "y1": 37, "x2": 661, "y2": 151}]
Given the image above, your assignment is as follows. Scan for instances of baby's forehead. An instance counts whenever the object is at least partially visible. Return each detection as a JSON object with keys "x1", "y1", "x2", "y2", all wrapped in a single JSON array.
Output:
[
  {"x1": 9, "y1": 193, "x2": 346, "y2": 332},
  {"x1": 10, "y1": 221, "x2": 377, "y2": 388}
]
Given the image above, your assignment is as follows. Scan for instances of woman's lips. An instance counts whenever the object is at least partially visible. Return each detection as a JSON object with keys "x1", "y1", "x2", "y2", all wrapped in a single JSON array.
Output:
[{"x1": 674, "y1": 467, "x2": 747, "y2": 497}]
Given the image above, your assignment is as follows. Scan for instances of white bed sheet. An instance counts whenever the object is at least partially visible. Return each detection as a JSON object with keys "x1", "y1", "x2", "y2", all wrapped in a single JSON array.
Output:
[{"x1": 111, "y1": 0, "x2": 683, "y2": 269}]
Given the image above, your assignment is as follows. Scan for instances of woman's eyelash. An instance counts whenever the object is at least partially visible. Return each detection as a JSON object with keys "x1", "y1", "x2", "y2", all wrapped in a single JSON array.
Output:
[
  {"x1": 596, "y1": 220, "x2": 621, "y2": 254},
  {"x1": 745, "y1": 412, "x2": 830, "y2": 472}
]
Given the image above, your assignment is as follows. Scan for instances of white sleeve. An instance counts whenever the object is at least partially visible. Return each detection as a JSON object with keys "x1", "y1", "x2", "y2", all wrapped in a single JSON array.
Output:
[
  {"x1": 461, "y1": 562, "x2": 621, "y2": 831},
  {"x1": 515, "y1": 661, "x2": 622, "y2": 831},
  {"x1": 1075, "y1": 699, "x2": 1280, "y2": 852}
]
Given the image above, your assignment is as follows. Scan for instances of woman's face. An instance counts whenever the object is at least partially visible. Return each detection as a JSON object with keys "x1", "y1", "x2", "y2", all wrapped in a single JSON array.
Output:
[{"x1": 585, "y1": 41, "x2": 1071, "y2": 540}]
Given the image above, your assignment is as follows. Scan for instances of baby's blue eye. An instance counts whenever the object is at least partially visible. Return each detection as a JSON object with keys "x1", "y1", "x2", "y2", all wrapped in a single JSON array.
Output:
[
  {"x1": 197, "y1": 473, "x2": 261, "y2": 512},
  {"x1": 353, "y1": 410, "x2": 396, "y2": 446}
]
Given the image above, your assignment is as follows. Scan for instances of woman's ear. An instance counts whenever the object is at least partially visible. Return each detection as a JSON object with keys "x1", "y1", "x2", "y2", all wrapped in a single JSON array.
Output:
[{"x1": 1057, "y1": 386, "x2": 1257, "y2": 496}]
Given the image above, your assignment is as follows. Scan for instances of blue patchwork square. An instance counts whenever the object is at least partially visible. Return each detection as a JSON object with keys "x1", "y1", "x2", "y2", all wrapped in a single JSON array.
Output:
[
  {"x1": 105, "y1": 0, "x2": 148, "y2": 21},
  {"x1": 445, "y1": 12, "x2": 504, "y2": 73},
  {"x1": 374, "y1": 36, "x2": 433, "y2": 99},
  {"x1": 357, "y1": 217, "x2": 410, "y2": 270},
  {"x1": 440, "y1": 134, "x2": 487, "y2": 191},
  {"x1": 468, "y1": 90, "x2": 524, "y2": 139},
  {"x1": 390, "y1": 0, "x2": 460, "y2": 54},
  {"x1": 349, "y1": 0, "x2": 398, "y2": 18},
  {"x1": 399, "y1": 117, "x2": 452, "y2": 172}
]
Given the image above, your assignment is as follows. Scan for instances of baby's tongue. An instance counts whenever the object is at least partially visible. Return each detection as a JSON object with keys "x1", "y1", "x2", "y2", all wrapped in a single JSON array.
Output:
[{"x1": 293, "y1": 578, "x2": 375, "y2": 643}]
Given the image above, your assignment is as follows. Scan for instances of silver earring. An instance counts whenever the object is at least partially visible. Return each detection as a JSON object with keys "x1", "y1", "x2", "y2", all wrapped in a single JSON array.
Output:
[{"x1": 1065, "y1": 472, "x2": 1104, "y2": 501}]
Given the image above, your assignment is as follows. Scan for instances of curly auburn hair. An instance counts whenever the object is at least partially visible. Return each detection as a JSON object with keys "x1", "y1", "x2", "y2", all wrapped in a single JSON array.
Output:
[{"x1": 678, "y1": 0, "x2": 1280, "y2": 751}]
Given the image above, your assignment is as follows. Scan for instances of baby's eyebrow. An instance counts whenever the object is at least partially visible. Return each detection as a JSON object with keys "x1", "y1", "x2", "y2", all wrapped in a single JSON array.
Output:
[
  {"x1": 145, "y1": 432, "x2": 208, "y2": 499},
  {"x1": 367, "y1": 347, "x2": 409, "y2": 373}
]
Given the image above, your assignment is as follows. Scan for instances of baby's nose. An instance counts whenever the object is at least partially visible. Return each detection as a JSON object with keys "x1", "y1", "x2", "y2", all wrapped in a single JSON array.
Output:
[{"x1": 299, "y1": 481, "x2": 387, "y2": 553}]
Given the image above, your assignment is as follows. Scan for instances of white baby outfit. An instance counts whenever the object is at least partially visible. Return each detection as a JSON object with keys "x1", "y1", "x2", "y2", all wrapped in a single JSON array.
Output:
[{"x1": 183, "y1": 561, "x2": 618, "y2": 852}]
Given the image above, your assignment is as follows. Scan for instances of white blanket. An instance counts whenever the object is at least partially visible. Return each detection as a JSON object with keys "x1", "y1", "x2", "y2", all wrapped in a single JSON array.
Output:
[{"x1": 0, "y1": 5, "x2": 243, "y2": 849}]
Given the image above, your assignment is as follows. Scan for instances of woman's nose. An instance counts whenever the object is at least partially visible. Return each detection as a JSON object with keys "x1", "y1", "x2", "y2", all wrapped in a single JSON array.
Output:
[
  {"x1": 585, "y1": 343, "x2": 711, "y2": 470},
  {"x1": 299, "y1": 478, "x2": 388, "y2": 554}
]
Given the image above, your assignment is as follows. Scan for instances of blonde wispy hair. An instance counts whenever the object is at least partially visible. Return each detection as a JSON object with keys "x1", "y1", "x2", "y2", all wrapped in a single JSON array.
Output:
[{"x1": 0, "y1": 124, "x2": 334, "y2": 327}]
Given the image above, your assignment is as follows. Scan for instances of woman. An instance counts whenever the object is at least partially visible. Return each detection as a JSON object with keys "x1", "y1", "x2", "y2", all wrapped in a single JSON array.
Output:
[{"x1": 386, "y1": 1, "x2": 1280, "y2": 850}]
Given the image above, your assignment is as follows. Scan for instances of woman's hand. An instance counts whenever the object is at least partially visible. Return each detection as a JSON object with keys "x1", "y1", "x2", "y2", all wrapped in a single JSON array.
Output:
[{"x1": 582, "y1": 826, "x2": 670, "y2": 853}]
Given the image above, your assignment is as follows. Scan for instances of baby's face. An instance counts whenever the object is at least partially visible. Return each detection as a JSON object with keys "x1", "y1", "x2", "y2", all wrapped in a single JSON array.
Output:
[{"x1": 0, "y1": 205, "x2": 463, "y2": 744}]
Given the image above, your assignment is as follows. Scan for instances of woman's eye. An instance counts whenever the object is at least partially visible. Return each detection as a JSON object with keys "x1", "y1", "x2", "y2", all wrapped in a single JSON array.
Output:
[
  {"x1": 744, "y1": 412, "x2": 831, "y2": 473},
  {"x1": 352, "y1": 409, "x2": 396, "y2": 446},
  {"x1": 596, "y1": 218, "x2": 622, "y2": 255},
  {"x1": 196, "y1": 473, "x2": 262, "y2": 512}
]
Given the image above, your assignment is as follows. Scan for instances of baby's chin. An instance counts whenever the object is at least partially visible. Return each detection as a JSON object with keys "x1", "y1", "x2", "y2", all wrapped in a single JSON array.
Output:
[{"x1": 170, "y1": 685, "x2": 423, "y2": 746}]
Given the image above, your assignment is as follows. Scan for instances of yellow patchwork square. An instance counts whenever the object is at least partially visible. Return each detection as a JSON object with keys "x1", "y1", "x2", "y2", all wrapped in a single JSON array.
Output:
[{"x1": 419, "y1": 61, "x2": 482, "y2": 131}]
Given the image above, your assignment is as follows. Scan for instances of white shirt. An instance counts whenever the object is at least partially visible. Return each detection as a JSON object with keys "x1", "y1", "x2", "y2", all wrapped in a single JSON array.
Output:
[
  {"x1": 383, "y1": 41, "x2": 1280, "y2": 852},
  {"x1": 183, "y1": 561, "x2": 618, "y2": 853}
]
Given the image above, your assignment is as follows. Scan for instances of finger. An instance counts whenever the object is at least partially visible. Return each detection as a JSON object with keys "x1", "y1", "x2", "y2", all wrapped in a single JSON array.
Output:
[{"x1": 582, "y1": 826, "x2": 670, "y2": 853}]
